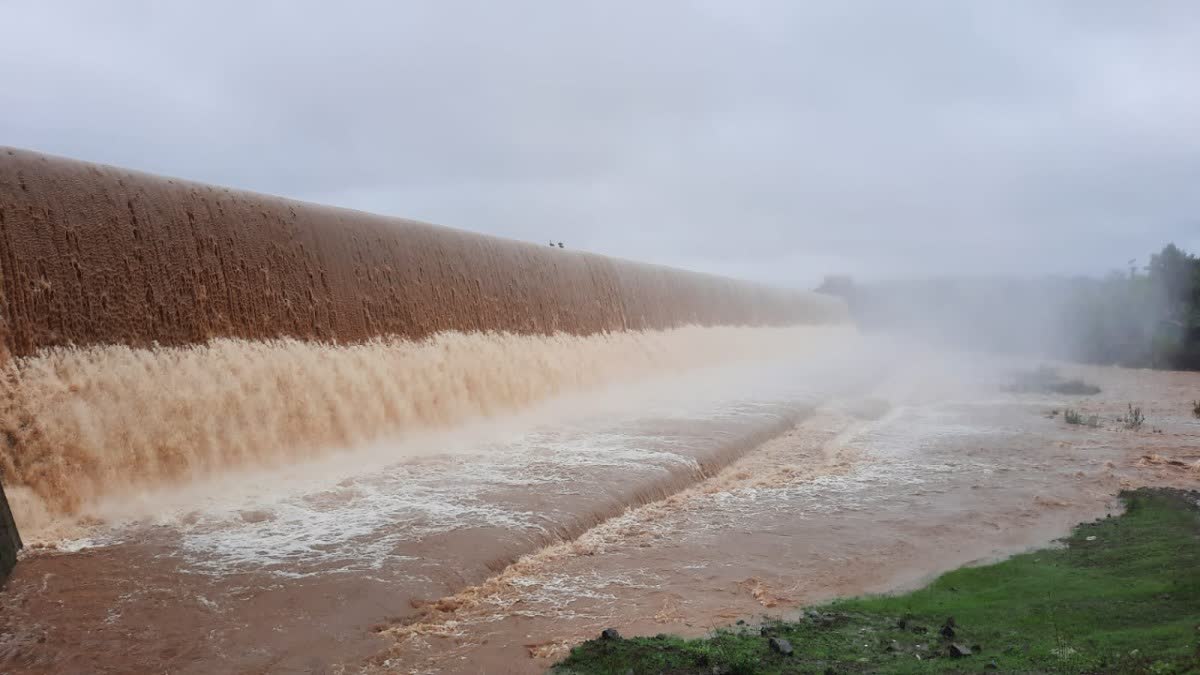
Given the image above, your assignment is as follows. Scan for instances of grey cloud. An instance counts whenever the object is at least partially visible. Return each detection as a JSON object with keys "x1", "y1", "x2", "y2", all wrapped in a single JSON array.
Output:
[{"x1": 2, "y1": 0, "x2": 1198, "y2": 285}]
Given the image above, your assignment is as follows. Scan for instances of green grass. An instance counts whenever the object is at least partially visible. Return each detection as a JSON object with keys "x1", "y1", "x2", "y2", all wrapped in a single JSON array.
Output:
[{"x1": 553, "y1": 488, "x2": 1200, "y2": 674}]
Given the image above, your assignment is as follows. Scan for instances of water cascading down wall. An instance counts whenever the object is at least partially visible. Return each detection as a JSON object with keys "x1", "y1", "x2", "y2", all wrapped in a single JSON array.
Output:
[{"x1": 0, "y1": 147, "x2": 848, "y2": 579}]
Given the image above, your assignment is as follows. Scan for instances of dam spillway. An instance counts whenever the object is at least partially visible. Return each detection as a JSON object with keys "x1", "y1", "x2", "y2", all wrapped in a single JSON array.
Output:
[
  {"x1": 0, "y1": 147, "x2": 843, "y2": 359},
  {"x1": 0, "y1": 150, "x2": 864, "y2": 675},
  {"x1": 0, "y1": 147, "x2": 848, "y2": 571}
]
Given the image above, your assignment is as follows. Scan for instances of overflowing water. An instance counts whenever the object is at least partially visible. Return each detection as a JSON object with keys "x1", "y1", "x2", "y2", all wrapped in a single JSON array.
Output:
[
  {"x1": 2, "y1": 329, "x2": 1198, "y2": 674},
  {"x1": 0, "y1": 325, "x2": 853, "y2": 538},
  {"x1": 0, "y1": 324, "x2": 899, "y2": 674}
]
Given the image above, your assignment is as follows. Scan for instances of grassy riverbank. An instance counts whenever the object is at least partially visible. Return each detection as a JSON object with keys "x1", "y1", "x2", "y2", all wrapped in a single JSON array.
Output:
[{"x1": 554, "y1": 487, "x2": 1200, "y2": 674}]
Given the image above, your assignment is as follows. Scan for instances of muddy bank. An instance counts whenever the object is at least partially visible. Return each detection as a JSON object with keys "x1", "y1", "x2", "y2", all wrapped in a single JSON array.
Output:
[{"x1": 0, "y1": 147, "x2": 843, "y2": 359}]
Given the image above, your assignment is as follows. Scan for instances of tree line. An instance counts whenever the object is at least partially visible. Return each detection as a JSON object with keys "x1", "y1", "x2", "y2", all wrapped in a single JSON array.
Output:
[
  {"x1": 1065, "y1": 244, "x2": 1200, "y2": 370},
  {"x1": 817, "y1": 243, "x2": 1200, "y2": 371}
]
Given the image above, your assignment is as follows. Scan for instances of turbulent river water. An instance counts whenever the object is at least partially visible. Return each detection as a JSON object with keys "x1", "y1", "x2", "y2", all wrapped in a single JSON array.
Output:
[{"x1": 1, "y1": 327, "x2": 1198, "y2": 674}]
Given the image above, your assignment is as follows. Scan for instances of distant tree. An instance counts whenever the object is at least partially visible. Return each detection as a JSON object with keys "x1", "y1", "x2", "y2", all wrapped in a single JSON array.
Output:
[
  {"x1": 829, "y1": 243, "x2": 1200, "y2": 371},
  {"x1": 1068, "y1": 243, "x2": 1200, "y2": 369},
  {"x1": 1148, "y1": 244, "x2": 1197, "y2": 319},
  {"x1": 1145, "y1": 243, "x2": 1200, "y2": 368}
]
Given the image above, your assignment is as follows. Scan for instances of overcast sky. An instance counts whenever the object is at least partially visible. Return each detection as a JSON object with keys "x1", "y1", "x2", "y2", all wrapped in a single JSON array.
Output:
[{"x1": 2, "y1": 1, "x2": 1198, "y2": 286}]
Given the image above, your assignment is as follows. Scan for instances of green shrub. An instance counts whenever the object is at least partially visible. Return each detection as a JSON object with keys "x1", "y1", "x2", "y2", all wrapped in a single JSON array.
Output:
[
  {"x1": 1063, "y1": 409, "x2": 1100, "y2": 427},
  {"x1": 1121, "y1": 404, "x2": 1145, "y2": 430}
]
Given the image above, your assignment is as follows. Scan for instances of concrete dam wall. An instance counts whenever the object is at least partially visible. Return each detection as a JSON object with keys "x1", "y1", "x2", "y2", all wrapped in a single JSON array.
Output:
[{"x1": 0, "y1": 147, "x2": 848, "y2": 563}]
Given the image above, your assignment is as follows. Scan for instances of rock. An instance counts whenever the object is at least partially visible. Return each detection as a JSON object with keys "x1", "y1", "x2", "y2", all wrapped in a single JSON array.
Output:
[
  {"x1": 768, "y1": 637, "x2": 793, "y2": 655},
  {"x1": 600, "y1": 628, "x2": 621, "y2": 641},
  {"x1": 949, "y1": 643, "x2": 973, "y2": 658}
]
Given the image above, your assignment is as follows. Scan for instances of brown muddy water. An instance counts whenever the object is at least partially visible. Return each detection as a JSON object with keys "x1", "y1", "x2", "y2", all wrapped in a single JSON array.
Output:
[
  {"x1": 1, "y1": 331, "x2": 1198, "y2": 674},
  {"x1": 1, "y1": 325, "x2": 839, "y2": 531},
  {"x1": 0, "y1": 147, "x2": 844, "y2": 359},
  {"x1": 369, "y1": 358, "x2": 1200, "y2": 673}
]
